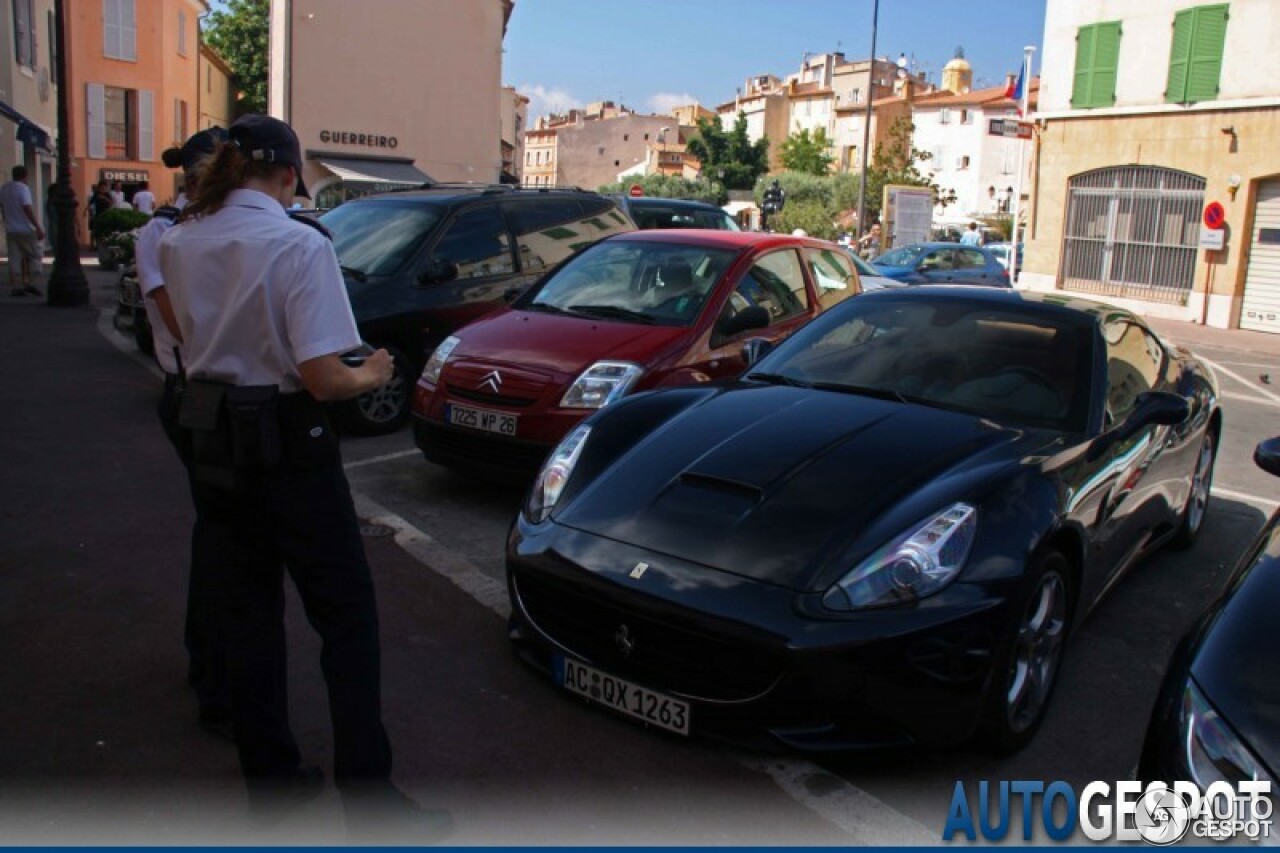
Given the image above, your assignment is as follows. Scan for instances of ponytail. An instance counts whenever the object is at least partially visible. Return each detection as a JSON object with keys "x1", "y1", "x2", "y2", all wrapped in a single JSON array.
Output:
[{"x1": 181, "y1": 141, "x2": 290, "y2": 221}]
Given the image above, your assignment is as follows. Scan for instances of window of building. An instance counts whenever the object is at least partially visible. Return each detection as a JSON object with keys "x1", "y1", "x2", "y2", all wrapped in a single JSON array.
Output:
[
  {"x1": 104, "y1": 0, "x2": 136, "y2": 61},
  {"x1": 1061, "y1": 166, "x2": 1205, "y2": 304},
  {"x1": 13, "y1": 0, "x2": 35, "y2": 70},
  {"x1": 87, "y1": 83, "x2": 152, "y2": 160},
  {"x1": 852, "y1": 88, "x2": 862, "y2": 104},
  {"x1": 177, "y1": 9, "x2": 187, "y2": 56},
  {"x1": 1070, "y1": 21, "x2": 1121, "y2": 108},
  {"x1": 960, "y1": 108, "x2": 971, "y2": 124},
  {"x1": 939, "y1": 108, "x2": 950, "y2": 125},
  {"x1": 958, "y1": 155, "x2": 971, "y2": 170},
  {"x1": 623, "y1": 134, "x2": 628, "y2": 141},
  {"x1": 103, "y1": 86, "x2": 132, "y2": 159},
  {"x1": 173, "y1": 98, "x2": 187, "y2": 145},
  {"x1": 1166, "y1": 4, "x2": 1229, "y2": 104},
  {"x1": 206, "y1": 64, "x2": 211, "y2": 92},
  {"x1": 643, "y1": 133, "x2": 649, "y2": 141}
]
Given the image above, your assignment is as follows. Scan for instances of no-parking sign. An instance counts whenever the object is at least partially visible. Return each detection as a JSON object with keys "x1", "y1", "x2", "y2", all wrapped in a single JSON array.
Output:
[{"x1": 1203, "y1": 201, "x2": 1226, "y2": 230}]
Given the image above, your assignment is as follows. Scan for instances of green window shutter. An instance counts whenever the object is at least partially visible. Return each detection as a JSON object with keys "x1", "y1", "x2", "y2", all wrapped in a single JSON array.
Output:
[
  {"x1": 1089, "y1": 22, "x2": 1122, "y2": 106},
  {"x1": 1166, "y1": 10, "x2": 1193, "y2": 102},
  {"x1": 1071, "y1": 25, "x2": 1097, "y2": 108},
  {"x1": 1186, "y1": 4, "x2": 1229, "y2": 102}
]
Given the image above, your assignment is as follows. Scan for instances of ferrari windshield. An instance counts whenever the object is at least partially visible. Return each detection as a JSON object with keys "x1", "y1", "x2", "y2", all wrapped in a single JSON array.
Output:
[
  {"x1": 524, "y1": 241, "x2": 739, "y2": 327},
  {"x1": 750, "y1": 297, "x2": 1093, "y2": 432}
]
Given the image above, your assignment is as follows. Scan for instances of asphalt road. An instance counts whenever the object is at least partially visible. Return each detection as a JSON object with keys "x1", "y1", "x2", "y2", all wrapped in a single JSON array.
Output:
[{"x1": 6, "y1": 264, "x2": 1276, "y2": 844}]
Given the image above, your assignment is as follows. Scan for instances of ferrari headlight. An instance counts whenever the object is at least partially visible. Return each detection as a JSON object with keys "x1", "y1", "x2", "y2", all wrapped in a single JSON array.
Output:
[
  {"x1": 560, "y1": 361, "x2": 643, "y2": 409},
  {"x1": 823, "y1": 503, "x2": 977, "y2": 611},
  {"x1": 526, "y1": 424, "x2": 591, "y2": 523},
  {"x1": 1182, "y1": 678, "x2": 1276, "y2": 788},
  {"x1": 420, "y1": 335, "x2": 460, "y2": 386}
]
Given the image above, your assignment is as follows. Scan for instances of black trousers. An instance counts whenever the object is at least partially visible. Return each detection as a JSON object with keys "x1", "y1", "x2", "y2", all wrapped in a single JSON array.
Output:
[
  {"x1": 187, "y1": 405, "x2": 392, "y2": 784},
  {"x1": 158, "y1": 374, "x2": 229, "y2": 719}
]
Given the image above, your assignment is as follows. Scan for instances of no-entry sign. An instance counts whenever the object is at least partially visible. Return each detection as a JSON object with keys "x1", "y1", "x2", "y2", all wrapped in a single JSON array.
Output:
[
  {"x1": 1203, "y1": 201, "x2": 1226, "y2": 230},
  {"x1": 629, "y1": 184, "x2": 644, "y2": 198}
]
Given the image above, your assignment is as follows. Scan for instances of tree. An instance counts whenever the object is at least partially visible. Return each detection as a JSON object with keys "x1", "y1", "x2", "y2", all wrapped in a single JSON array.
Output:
[
  {"x1": 597, "y1": 174, "x2": 723, "y2": 205},
  {"x1": 779, "y1": 128, "x2": 834, "y2": 176},
  {"x1": 686, "y1": 114, "x2": 769, "y2": 191},
  {"x1": 861, "y1": 117, "x2": 952, "y2": 227},
  {"x1": 203, "y1": 0, "x2": 269, "y2": 114},
  {"x1": 769, "y1": 199, "x2": 837, "y2": 240}
]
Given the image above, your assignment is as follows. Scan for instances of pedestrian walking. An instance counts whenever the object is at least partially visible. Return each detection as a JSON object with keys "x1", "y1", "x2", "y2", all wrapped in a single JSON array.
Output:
[
  {"x1": 0, "y1": 166, "x2": 46, "y2": 297},
  {"x1": 110, "y1": 181, "x2": 128, "y2": 209},
  {"x1": 133, "y1": 180, "x2": 156, "y2": 214},
  {"x1": 158, "y1": 114, "x2": 451, "y2": 839},
  {"x1": 960, "y1": 222, "x2": 982, "y2": 246},
  {"x1": 88, "y1": 181, "x2": 112, "y2": 248},
  {"x1": 136, "y1": 128, "x2": 233, "y2": 743}
]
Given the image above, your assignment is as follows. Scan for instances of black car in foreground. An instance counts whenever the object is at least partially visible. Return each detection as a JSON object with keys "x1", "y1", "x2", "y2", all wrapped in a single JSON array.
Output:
[
  {"x1": 319, "y1": 185, "x2": 633, "y2": 434},
  {"x1": 1139, "y1": 437, "x2": 1280, "y2": 788},
  {"x1": 506, "y1": 287, "x2": 1220, "y2": 753}
]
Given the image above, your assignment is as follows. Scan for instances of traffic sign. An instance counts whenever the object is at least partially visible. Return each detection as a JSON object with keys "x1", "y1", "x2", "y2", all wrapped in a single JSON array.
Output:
[
  {"x1": 628, "y1": 184, "x2": 643, "y2": 198},
  {"x1": 1203, "y1": 201, "x2": 1226, "y2": 230},
  {"x1": 1199, "y1": 227, "x2": 1225, "y2": 250},
  {"x1": 988, "y1": 118, "x2": 1033, "y2": 140}
]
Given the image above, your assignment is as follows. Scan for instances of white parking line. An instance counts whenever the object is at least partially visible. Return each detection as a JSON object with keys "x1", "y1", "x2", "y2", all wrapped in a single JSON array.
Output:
[
  {"x1": 96, "y1": 308, "x2": 164, "y2": 379},
  {"x1": 1212, "y1": 487, "x2": 1279, "y2": 511},
  {"x1": 1201, "y1": 356, "x2": 1280, "y2": 404},
  {"x1": 1221, "y1": 391, "x2": 1280, "y2": 409},
  {"x1": 344, "y1": 449, "x2": 420, "y2": 470},
  {"x1": 348, "y1": 491, "x2": 934, "y2": 845}
]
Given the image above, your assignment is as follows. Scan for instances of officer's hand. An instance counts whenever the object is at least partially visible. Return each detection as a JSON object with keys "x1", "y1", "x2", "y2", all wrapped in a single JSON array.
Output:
[{"x1": 365, "y1": 349, "x2": 394, "y2": 387}]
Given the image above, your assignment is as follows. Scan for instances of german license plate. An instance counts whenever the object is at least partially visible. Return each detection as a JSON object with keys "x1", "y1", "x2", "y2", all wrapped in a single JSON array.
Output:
[
  {"x1": 556, "y1": 656, "x2": 690, "y2": 736},
  {"x1": 447, "y1": 403, "x2": 517, "y2": 436}
]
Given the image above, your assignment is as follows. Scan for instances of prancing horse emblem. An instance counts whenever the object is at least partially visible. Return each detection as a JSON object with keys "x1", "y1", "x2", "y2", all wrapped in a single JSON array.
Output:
[
  {"x1": 479, "y1": 369, "x2": 503, "y2": 394},
  {"x1": 615, "y1": 624, "x2": 636, "y2": 658},
  {"x1": 629, "y1": 562, "x2": 649, "y2": 579}
]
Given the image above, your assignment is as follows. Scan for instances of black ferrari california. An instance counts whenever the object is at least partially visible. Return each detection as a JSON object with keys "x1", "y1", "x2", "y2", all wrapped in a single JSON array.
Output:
[
  {"x1": 1139, "y1": 436, "x2": 1279, "y2": 788},
  {"x1": 506, "y1": 287, "x2": 1221, "y2": 753}
]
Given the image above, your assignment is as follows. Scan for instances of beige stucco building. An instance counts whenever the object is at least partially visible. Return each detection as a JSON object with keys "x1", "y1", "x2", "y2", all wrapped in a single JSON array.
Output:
[
  {"x1": 268, "y1": 0, "x2": 513, "y2": 206},
  {"x1": 1024, "y1": 0, "x2": 1280, "y2": 334},
  {"x1": 197, "y1": 42, "x2": 236, "y2": 131},
  {"x1": 0, "y1": 0, "x2": 57, "y2": 224},
  {"x1": 499, "y1": 86, "x2": 527, "y2": 184}
]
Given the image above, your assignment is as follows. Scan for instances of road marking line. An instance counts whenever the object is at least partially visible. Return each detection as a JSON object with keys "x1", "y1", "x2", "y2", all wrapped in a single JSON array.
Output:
[
  {"x1": 96, "y1": 308, "x2": 164, "y2": 380},
  {"x1": 1221, "y1": 391, "x2": 1280, "y2": 409},
  {"x1": 344, "y1": 449, "x2": 420, "y2": 470},
  {"x1": 1212, "y1": 487, "x2": 1279, "y2": 510},
  {"x1": 1209, "y1": 360, "x2": 1279, "y2": 371},
  {"x1": 348, "y1": 490, "x2": 929, "y2": 844},
  {"x1": 1201, "y1": 356, "x2": 1280, "y2": 403}
]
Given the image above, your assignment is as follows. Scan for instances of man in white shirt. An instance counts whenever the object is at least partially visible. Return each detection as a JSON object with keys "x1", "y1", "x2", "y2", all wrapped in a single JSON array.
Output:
[
  {"x1": 960, "y1": 222, "x2": 983, "y2": 247},
  {"x1": 132, "y1": 179, "x2": 156, "y2": 215},
  {"x1": 0, "y1": 166, "x2": 45, "y2": 297}
]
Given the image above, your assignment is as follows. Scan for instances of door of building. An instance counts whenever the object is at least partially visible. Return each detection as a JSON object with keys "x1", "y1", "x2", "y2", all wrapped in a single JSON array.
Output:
[{"x1": 1241, "y1": 179, "x2": 1280, "y2": 334}]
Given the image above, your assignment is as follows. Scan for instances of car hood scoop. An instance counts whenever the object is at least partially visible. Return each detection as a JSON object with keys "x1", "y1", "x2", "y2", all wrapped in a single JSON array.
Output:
[{"x1": 557, "y1": 385, "x2": 1025, "y2": 591}]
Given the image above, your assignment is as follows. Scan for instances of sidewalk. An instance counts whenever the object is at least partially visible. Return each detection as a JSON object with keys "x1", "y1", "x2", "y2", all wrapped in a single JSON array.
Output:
[{"x1": 1143, "y1": 315, "x2": 1280, "y2": 358}]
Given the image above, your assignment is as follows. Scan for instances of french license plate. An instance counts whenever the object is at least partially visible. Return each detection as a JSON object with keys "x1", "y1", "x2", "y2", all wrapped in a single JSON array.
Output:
[
  {"x1": 447, "y1": 403, "x2": 517, "y2": 436},
  {"x1": 556, "y1": 656, "x2": 690, "y2": 736}
]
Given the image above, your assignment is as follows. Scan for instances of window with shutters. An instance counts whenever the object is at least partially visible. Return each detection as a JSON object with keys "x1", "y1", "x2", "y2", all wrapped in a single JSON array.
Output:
[
  {"x1": 104, "y1": 86, "x2": 133, "y2": 159},
  {"x1": 13, "y1": 0, "x2": 35, "y2": 69},
  {"x1": 178, "y1": 9, "x2": 187, "y2": 56},
  {"x1": 103, "y1": 0, "x2": 136, "y2": 61},
  {"x1": 46, "y1": 9, "x2": 55, "y2": 83},
  {"x1": 1166, "y1": 4, "x2": 1229, "y2": 104},
  {"x1": 1070, "y1": 21, "x2": 1122, "y2": 109}
]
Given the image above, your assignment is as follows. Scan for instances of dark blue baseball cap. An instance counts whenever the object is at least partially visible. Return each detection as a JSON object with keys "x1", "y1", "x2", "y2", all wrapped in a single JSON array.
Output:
[{"x1": 228, "y1": 114, "x2": 310, "y2": 198}]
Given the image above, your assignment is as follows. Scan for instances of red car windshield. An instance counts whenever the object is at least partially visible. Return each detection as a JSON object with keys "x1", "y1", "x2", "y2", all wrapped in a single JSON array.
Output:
[{"x1": 525, "y1": 241, "x2": 739, "y2": 327}]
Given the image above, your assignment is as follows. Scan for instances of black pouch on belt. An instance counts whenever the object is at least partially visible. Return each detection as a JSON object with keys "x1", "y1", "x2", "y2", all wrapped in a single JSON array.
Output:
[
  {"x1": 178, "y1": 379, "x2": 238, "y2": 490},
  {"x1": 226, "y1": 385, "x2": 282, "y2": 469}
]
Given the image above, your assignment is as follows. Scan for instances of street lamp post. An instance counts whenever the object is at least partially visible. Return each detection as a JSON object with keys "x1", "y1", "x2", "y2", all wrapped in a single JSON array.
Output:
[
  {"x1": 47, "y1": 0, "x2": 87, "y2": 306},
  {"x1": 853, "y1": 0, "x2": 880, "y2": 242}
]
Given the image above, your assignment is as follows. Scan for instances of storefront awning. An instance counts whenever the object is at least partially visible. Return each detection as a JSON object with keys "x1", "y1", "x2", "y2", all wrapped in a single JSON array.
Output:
[
  {"x1": 0, "y1": 99, "x2": 50, "y2": 151},
  {"x1": 315, "y1": 156, "x2": 432, "y2": 189}
]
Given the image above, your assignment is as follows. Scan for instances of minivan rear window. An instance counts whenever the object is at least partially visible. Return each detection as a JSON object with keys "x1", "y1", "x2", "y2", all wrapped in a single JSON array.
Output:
[{"x1": 322, "y1": 201, "x2": 443, "y2": 277}]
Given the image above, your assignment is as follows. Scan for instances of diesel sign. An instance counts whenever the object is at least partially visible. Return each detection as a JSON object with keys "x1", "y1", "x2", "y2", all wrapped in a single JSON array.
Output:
[{"x1": 318, "y1": 130, "x2": 399, "y2": 149}]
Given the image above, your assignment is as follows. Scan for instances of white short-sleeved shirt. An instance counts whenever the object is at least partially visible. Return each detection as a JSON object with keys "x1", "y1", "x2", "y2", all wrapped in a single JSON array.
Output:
[
  {"x1": 135, "y1": 194, "x2": 185, "y2": 374},
  {"x1": 158, "y1": 188, "x2": 361, "y2": 392},
  {"x1": 133, "y1": 190, "x2": 156, "y2": 214},
  {"x1": 960, "y1": 230, "x2": 982, "y2": 247},
  {"x1": 0, "y1": 180, "x2": 35, "y2": 234}
]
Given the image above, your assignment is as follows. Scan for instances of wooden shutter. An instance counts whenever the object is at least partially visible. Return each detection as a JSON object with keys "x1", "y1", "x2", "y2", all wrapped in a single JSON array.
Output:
[
  {"x1": 1089, "y1": 22, "x2": 1122, "y2": 107},
  {"x1": 103, "y1": 0, "x2": 120, "y2": 59},
  {"x1": 121, "y1": 0, "x2": 136, "y2": 60},
  {"x1": 138, "y1": 89, "x2": 154, "y2": 160},
  {"x1": 86, "y1": 82, "x2": 106, "y2": 159},
  {"x1": 1186, "y1": 5, "x2": 1229, "y2": 102},
  {"x1": 1071, "y1": 25, "x2": 1096, "y2": 108},
  {"x1": 1166, "y1": 9, "x2": 1194, "y2": 102}
]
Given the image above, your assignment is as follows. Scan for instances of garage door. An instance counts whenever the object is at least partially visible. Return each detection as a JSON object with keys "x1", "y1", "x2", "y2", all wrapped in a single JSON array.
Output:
[{"x1": 1241, "y1": 180, "x2": 1280, "y2": 334}]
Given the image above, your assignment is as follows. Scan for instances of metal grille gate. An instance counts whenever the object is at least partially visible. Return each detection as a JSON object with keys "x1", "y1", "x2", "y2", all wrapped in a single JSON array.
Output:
[{"x1": 1060, "y1": 167, "x2": 1205, "y2": 304}]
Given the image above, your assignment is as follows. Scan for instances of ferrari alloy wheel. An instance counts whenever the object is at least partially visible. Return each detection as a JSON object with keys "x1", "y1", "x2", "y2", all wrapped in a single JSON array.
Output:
[
  {"x1": 1172, "y1": 429, "x2": 1216, "y2": 550},
  {"x1": 984, "y1": 551, "x2": 1072, "y2": 754}
]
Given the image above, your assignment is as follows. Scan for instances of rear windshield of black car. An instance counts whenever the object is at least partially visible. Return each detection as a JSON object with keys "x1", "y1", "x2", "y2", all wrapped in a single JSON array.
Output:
[
  {"x1": 754, "y1": 297, "x2": 1094, "y2": 433},
  {"x1": 321, "y1": 201, "x2": 444, "y2": 277},
  {"x1": 629, "y1": 202, "x2": 739, "y2": 231}
]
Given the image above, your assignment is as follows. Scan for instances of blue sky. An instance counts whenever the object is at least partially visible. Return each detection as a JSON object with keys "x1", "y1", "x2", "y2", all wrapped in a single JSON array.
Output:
[{"x1": 504, "y1": 0, "x2": 1046, "y2": 120}]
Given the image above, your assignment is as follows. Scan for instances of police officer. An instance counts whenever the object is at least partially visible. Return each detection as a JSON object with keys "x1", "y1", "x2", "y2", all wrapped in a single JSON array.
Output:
[
  {"x1": 158, "y1": 115, "x2": 449, "y2": 837},
  {"x1": 137, "y1": 127, "x2": 232, "y2": 742}
]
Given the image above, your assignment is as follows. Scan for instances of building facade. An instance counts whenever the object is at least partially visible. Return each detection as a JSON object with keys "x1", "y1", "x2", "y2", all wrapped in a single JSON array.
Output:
[
  {"x1": 268, "y1": 0, "x2": 513, "y2": 206},
  {"x1": 197, "y1": 42, "x2": 236, "y2": 132},
  {"x1": 1024, "y1": 0, "x2": 1280, "y2": 334},
  {"x1": 65, "y1": 0, "x2": 206, "y2": 236},
  {"x1": 500, "y1": 86, "x2": 528, "y2": 184},
  {"x1": 0, "y1": 0, "x2": 57, "y2": 227}
]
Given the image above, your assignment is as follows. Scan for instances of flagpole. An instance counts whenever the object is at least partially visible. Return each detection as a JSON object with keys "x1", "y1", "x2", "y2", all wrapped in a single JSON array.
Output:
[{"x1": 1009, "y1": 44, "x2": 1035, "y2": 286}]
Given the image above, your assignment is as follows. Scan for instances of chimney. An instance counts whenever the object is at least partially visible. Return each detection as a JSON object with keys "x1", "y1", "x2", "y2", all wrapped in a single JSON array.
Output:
[{"x1": 902, "y1": 78, "x2": 915, "y2": 103}]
